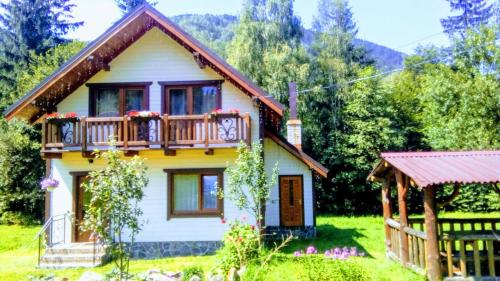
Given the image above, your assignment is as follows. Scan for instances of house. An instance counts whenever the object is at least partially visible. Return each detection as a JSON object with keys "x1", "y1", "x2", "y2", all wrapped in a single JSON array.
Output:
[{"x1": 5, "y1": 4, "x2": 328, "y2": 267}]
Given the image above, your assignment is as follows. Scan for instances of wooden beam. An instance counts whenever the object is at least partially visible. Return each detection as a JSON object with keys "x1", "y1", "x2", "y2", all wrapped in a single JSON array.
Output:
[
  {"x1": 396, "y1": 169, "x2": 409, "y2": 266},
  {"x1": 124, "y1": 150, "x2": 138, "y2": 157},
  {"x1": 382, "y1": 176, "x2": 393, "y2": 254},
  {"x1": 41, "y1": 152, "x2": 62, "y2": 159},
  {"x1": 423, "y1": 186, "x2": 442, "y2": 281},
  {"x1": 193, "y1": 52, "x2": 206, "y2": 69}
]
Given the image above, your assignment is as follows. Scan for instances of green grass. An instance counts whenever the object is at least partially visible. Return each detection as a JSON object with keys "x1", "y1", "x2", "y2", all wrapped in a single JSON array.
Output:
[{"x1": 0, "y1": 213, "x2": 497, "y2": 280}]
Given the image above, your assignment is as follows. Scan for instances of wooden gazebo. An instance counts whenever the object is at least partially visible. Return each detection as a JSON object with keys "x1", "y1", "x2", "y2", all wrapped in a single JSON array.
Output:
[{"x1": 369, "y1": 151, "x2": 500, "y2": 281}]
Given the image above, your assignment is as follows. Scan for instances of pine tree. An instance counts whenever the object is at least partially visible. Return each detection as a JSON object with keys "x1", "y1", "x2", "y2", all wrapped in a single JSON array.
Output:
[
  {"x1": 115, "y1": 0, "x2": 156, "y2": 14},
  {"x1": 0, "y1": 0, "x2": 82, "y2": 107},
  {"x1": 441, "y1": 0, "x2": 493, "y2": 38}
]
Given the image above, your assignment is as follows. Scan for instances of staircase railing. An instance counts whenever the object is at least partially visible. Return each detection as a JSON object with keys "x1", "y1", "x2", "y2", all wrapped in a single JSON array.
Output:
[{"x1": 34, "y1": 212, "x2": 72, "y2": 266}]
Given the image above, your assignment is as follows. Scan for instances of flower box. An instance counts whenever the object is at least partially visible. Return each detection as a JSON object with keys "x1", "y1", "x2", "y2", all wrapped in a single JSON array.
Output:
[
  {"x1": 210, "y1": 108, "x2": 240, "y2": 118},
  {"x1": 127, "y1": 111, "x2": 161, "y2": 121},
  {"x1": 41, "y1": 178, "x2": 59, "y2": 192},
  {"x1": 46, "y1": 112, "x2": 80, "y2": 124}
]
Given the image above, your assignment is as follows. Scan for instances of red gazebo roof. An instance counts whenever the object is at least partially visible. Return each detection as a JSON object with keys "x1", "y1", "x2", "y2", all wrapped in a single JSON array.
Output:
[{"x1": 369, "y1": 150, "x2": 500, "y2": 188}]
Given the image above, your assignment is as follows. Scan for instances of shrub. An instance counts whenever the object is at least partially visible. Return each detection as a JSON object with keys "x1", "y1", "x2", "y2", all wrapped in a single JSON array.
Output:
[
  {"x1": 298, "y1": 255, "x2": 370, "y2": 281},
  {"x1": 215, "y1": 220, "x2": 260, "y2": 274},
  {"x1": 182, "y1": 265, "x2": 204, "y2": 281}
]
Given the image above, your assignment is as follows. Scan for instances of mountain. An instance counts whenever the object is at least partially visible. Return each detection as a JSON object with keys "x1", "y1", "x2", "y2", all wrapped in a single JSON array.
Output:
[{"x1": 170, "y1": 14, "x2": 405, "y2": 71}]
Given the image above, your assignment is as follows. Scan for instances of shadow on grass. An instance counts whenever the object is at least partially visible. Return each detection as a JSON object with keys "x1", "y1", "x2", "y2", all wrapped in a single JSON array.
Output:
[{"x1": 281, "y1": 224, "x2": 373, "y2": 258}]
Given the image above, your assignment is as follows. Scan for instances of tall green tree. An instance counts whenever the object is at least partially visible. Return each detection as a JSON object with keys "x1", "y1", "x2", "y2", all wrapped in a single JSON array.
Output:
[
  {"x1": 302, "y1": 0, "x2": 399, "y2": 214},
  {"x1": 115, "y1": 0, "x2": 156, "y2": 14},
  {"x1": 0, "y1": 41, "x2": 84, "y2": 224},
  {"x1": 227, "y1": 0, "x2": 308, "y2": 104},
  {"x1": 441, "y1": 0, "x2": 493, "y2": 38},
  {"x1": 0, "y1": 0, "x2": 82, "y2": 107}
]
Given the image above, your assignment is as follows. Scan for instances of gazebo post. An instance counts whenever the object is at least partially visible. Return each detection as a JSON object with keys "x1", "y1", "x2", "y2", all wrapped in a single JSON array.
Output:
[
  {"x1": 396, "y1": 169, "x2": 409, "y2": 266},
  {"x1": 423, "y1": 185, "x2": 442, "y2": 281},
  {"x1": 382, "y1": 176, "x2": 393, "y2": 253}
]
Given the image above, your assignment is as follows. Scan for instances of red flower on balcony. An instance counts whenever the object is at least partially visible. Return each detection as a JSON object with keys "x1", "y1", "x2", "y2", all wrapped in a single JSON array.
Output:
[
  {"x1": 45, "y1": 112, "x2": 79, "y2": 121},
  {"x1": 127, "y1": 111, "x2": 160, "y2": 119}
]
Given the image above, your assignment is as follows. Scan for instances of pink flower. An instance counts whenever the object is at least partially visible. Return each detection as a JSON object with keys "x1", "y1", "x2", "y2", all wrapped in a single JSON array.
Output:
[
  {"x1": 306, "y1": 246, "x2": 317, "y2": 254},
  {"x1": 293, "y1": 250, "x2": 302, "y2": 257},
  {"x1": 221, "y1": 218, "x2": 226, "y2": 224}
]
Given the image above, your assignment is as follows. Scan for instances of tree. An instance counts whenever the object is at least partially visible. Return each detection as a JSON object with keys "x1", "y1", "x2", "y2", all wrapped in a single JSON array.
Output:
[
  {"x1": 83, "y1": 144, "x2": 148, "y2": 280},
  {"x1": 0, "y1": 119, "x2": 44, "y2": 224},
  {"x1": 226, "y1": 0, "x2": 307, "y2": 104},
  {"x1": 115, "y1": 0, "x2": 156, "y2": 14},
  {"x1": 1, "y1": 40, "x2": 85, "y2": 112},
  {"x1": 0, "y1": 0, "x2": 82, "y2": 107},
  {"x1": 301, "y1": 0, "x2": 381, "y2": 214},
  {"x1": 221, "y1": 142, "x2": 278, "y2": 245},
  {"x1": 441, "y1": 0, "x2": 493, "y2": 38}
]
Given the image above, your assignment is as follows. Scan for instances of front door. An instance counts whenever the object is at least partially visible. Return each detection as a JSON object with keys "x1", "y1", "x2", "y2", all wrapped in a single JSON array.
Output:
[
  {"x1": 279, "y1": 176, "x2": 304, "y2": 227},
  {"x1": 74, "y1": 176, "x2": 92, "y2": 242}
]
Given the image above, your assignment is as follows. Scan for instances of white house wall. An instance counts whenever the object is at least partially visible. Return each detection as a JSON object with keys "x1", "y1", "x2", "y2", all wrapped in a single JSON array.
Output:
[
  {"x1": 50, "y1": 149, "x2": 255, "y2": 243},
  {"x1": 56, "y1": 27, "x2": 260, "y2": 143}
]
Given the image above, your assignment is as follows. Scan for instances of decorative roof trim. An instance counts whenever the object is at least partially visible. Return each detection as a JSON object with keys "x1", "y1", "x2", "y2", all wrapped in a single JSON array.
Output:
[{"x1": 4, "y1": 3, "x2": 284, "y2": 120}]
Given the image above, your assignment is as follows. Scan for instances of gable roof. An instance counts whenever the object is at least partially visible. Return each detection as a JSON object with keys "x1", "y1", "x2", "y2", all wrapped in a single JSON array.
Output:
[
  {"x1": 4, "y1": 3, "x2": 284, "y2": 122},
  {"x1": 368, "y1": 150, "x2": 500, "y2": 188},
  {"x1": 264, "y1": 130, "x2": 329, "y2": 178}
]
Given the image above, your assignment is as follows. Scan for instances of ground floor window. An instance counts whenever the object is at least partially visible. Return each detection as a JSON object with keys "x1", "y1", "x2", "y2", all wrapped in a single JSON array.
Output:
[{"x1": 164, "y1": 168, "x2": 224, "y2": 219}]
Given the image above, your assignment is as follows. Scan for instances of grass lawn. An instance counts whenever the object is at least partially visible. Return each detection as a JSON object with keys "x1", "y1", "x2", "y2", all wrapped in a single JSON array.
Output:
[{"x1": 0, "y1": 213, "x2": 497, "y2": 281}]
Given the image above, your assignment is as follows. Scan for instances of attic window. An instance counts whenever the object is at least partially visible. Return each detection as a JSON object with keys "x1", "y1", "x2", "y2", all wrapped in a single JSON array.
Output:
[{"x1": 87, "y1": 82, "x2": 151, "y2": 117}]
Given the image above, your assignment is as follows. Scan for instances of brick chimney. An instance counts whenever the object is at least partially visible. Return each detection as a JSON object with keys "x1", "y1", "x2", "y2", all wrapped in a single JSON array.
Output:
[{"x1": 287, "y1": 82, "x2": 302, "y2": 150}]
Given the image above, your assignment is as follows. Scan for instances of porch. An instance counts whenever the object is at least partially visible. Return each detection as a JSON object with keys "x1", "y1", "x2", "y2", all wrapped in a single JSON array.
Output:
[
  {"x1": 369, "y1": 151, "x2": 500, "y2": 281},
  {"x1": 41, "y1": 113, "x2": 251, "y2": 158}
]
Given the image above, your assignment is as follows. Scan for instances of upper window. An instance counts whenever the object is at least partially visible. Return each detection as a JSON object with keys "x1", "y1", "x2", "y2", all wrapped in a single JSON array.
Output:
[
  {"x1": 88, "y1": 83, "x2": 151, "y2": 117},
  {"x1": 161, "y1": 81, "x2": 221, "y2": 115},
  {"x1": 165, "y1": 168, "x2": 223, "y2": 219}
]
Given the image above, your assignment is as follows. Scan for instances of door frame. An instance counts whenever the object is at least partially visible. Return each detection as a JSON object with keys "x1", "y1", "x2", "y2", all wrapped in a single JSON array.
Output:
[
  {"x1": 70, "y1": 171, "x2": 90, "y2": 242},
  {"x1": 278, "y1": 175, "x2": 305, "y2": 227}
]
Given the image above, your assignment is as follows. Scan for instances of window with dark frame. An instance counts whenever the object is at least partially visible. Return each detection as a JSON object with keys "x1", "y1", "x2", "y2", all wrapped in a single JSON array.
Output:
[
  {"x1": 165, "y1": 168, "x2": 224, "y2": 219},
  {"x1": 87, "y1": 83, "x2": 151, "y2": 117},
  {"x1": 160, "y1": 81, "x2": 222, "y2": 115}
]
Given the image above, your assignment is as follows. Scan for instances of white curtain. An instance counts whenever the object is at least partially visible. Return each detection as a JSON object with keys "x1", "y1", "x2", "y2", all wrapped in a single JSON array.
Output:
[
  {"x1": 202, "y1": 175, "x2": 218, "y2": 209},
  {"x1": 173, "y1": 174, "x2": 198, "y2": 211}
]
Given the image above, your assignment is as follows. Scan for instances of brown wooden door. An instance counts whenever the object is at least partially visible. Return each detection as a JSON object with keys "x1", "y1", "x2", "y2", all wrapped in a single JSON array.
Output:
[
  {"x1": 279, "y1": 176, "x2": 304, "y2": 227},
  {"x1": 74, "y1": 176, "x2": 92, "y2": 242}
]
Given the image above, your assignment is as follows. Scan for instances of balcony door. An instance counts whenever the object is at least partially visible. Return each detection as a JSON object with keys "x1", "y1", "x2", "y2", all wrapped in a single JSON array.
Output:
[{"x1": 162, "y1": 82, "x2": 221, "y2": 115}]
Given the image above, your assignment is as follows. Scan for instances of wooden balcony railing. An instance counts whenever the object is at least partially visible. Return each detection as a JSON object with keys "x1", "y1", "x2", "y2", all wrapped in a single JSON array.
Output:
[{"x1": 41, "y1": 113, "x2": 251, "y2": 156}]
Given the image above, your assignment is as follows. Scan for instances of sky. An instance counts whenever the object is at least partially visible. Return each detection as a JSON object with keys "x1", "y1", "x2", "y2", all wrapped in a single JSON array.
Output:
[{"x1": 64, "y1": 1, "x2": 456, "y2": 54}]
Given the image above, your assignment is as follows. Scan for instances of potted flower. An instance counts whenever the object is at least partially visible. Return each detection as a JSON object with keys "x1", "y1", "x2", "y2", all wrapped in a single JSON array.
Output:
[{"x1": 40, "y1": 178, "x2": 59, "y2": 192}]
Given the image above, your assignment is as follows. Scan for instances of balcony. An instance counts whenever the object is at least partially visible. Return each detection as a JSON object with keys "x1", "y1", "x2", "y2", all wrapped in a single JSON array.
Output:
[{"x1": 41, "y1": 113, "x2": 251, "y2": 157}]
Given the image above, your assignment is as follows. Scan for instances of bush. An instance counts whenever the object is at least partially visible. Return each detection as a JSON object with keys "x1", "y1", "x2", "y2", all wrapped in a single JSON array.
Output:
[
  {"x1": 298, "y1": 255, "x2": 370, "y2": 281},
  {"x1": 182, "y1": 265, "x2": 204, "y2": 281},
  {"x1": 0, "y1": 211, "x2": 39, "y2": 225},
  {"x1": 215, "y1": 220, "x2": 260, "y2": 274}
]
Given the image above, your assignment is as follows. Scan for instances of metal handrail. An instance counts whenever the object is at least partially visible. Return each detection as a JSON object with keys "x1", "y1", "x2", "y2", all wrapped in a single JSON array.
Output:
[{"x1": 34, "y1": 212, "x2": 72, "y2": 266}]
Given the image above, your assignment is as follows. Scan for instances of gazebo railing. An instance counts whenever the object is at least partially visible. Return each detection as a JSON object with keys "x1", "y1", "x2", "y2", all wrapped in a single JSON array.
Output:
[
  {"x1": 386, "y1": 218, "x2": 428, "y2": 273},
  {"x1": 386, "y1": 217, "x2": 500, "y2": 279}
]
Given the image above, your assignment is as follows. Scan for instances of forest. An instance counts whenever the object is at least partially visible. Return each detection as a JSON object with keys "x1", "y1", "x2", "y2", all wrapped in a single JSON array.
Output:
[{"x1": 0, "y1": 0, "x2": 498, "y2": 224}]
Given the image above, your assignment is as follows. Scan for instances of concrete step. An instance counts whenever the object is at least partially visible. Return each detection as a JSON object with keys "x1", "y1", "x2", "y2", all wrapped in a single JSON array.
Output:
[
  {"x1": 39, "y1": 262, "x2": 102, "y2": 269},
  {"x1": 39, "y1": 243, "x2": 110, "y2": 269},
  {"x1": 41, "y1": 253, "x2": 107, "y2": 264},
  {"x1": 46, "y1": 243, "x2": 108, "y2": 255}
]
